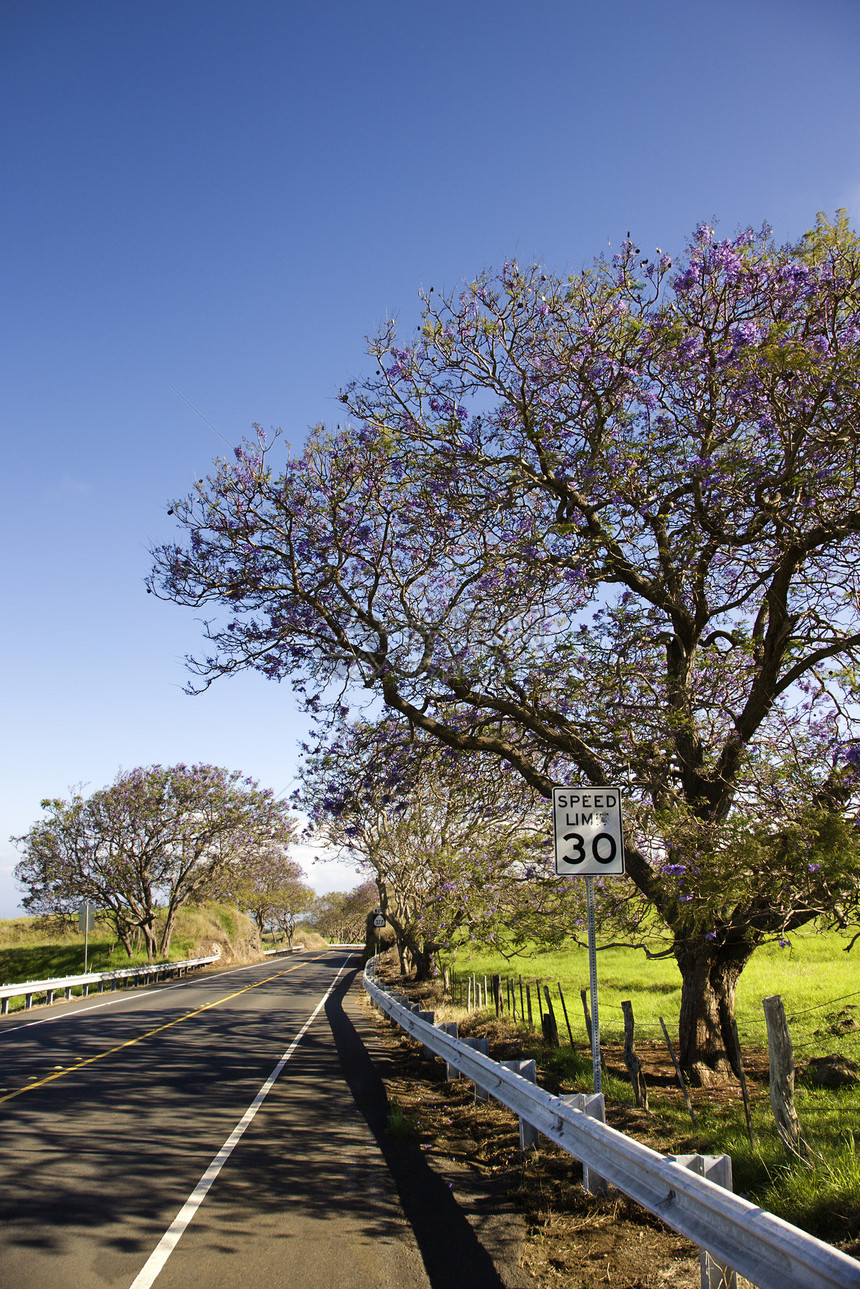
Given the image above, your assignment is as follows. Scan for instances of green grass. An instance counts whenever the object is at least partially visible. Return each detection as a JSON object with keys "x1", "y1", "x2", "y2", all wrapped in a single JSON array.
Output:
[
  {"x1": 386, "y1": 1098, "x2": 421, "y2": 1142},
  {"x1": 450, "y1": 928, "x2": 860, "y2": 1053},
  {"x1": 446, "y1": 928, "x2": 860, "y2": 1238},
  {"x1": 0, "y1": 919, "x2": 155, "y2": 985},
  {"x1": 0, "y1": 904, "x2": 260, "y2": 1011}
]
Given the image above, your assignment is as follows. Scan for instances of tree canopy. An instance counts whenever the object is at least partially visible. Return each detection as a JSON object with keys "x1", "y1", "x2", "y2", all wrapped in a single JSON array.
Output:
[
  {"x1": 220, "y1": 845, "x2": 311, "y2": 943},
  {"x1": 150, "y1": 216, "x2": 860, "y2": 1078},
  {"x1": 297, "y1": 717, "x2": 562, "y2": 977},
  {"x1": 306, "y1": 882, "x2": 378, "y2": 943},
  {"x1": 14, "y1": 764, "x2": 297, "y2": 959}
]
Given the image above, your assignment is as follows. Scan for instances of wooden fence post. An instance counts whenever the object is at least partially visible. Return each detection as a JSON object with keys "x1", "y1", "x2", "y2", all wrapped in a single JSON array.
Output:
[
  {"x1": 621, "y1": 1000, "x2": 649, "y2": 1110},
  {"x1": 542, "y1": 985, "x2": 560, "y2": 1047},
  {"x1": 659, "y1": 1016, "x2": 697, "y2": 1127},
  {"x1": 762, "y1": 994, "x2": 807, "y2": 1158},
  {"x1": 730, "y1": 1018, "x2": 755, "y2": 1147},
  {"x1": 492, "y1": 974, "x2": 502, "y2": 1017}
]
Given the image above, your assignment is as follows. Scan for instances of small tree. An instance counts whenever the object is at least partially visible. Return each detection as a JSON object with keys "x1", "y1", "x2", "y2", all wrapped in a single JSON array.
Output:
[
  {"x1": 13, "y1": 764, "x2": 297, "y2": 959},
  {"x1": 307, "y1": 883, "x2": 378, "y2": 943},
  {"x1": 270, "y1": 878, "x2": 317, "y2": 945},
  {"x1": 222, "y1": 844, "x2": 310, "y2": 942},
  {"x1": 297, "y1": 718, "x2": 563, "y2": 978},
  {"x1": 151, "y1": 215, "x2": 860, "y2": 1079}
]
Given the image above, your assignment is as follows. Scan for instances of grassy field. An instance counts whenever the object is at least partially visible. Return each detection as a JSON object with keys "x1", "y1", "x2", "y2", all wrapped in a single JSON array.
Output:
[
  {"x1": 450, "y1": 926, "x2": 859, "y2": 1051},
  {"x1": 0, "y1": 904, "x2": 260, "y2": 1006},
  {"x1": 444, "y1": 929, "x2": 860, "y2": 1238}
]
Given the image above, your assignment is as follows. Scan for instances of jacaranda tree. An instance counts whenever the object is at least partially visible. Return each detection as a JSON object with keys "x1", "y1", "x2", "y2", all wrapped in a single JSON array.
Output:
[
  {"x1": 307, "y1": 881, "x2": 379, "y2": 944},
  {"x1": 296, "y1": 718, "x2": 558, "y2": 978},
  {"x1": 14, "y1": 764, "x2": 297, "y2": 959},
  {"x1": 219, "y1": 844, "x2": 310, "y2": 943},
  {"x1": 150, "y1": 214, "x2": 860, "y2": 1080}
]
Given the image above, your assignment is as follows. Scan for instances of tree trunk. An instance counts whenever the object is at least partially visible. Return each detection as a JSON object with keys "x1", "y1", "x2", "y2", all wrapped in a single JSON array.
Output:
[
  {"x1": 158, "y1": 915, "x2": 175, "y2": 959},
  {"x1": 675, "y1": 937, "x2": 753, "y2": 1085},
  {"x1": 142, "y1": 920, "x2": 159, "y2": 962},
  {"x1": 113, "y1": 918, "x2": 135, "y2": 958},
  {"x1": 408, "y1": 941, "x2": 435, "y2": 981}
]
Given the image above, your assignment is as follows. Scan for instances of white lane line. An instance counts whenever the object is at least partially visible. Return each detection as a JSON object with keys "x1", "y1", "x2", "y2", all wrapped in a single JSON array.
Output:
[
  {"x1": 0, "y1": 957, "x2": 309, "y2": 1036},
  {"x1": 128, "y1": 959, "x2": 351, "y2": 1289}
]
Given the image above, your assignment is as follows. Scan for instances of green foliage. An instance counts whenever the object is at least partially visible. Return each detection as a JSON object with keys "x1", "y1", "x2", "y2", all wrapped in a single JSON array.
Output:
[
  {"x1": 306, "y1": 883, "x2": 378, "y2": 942},
  {"x1": 386, "y1": 1098, "x2": 420, "y2": 1141},
  {"x1": 13, "y1": 763, "x2": 295, "y2": 960},
  {"x1": 799, "y1": 208, "x2": 860, "y2": 267},
  {"x1": 212, "y1": 905, "x2": 238, "y2": 939},
  {"x1": 761, "y1": 1136, "x2": 860, "y2": 1239}
]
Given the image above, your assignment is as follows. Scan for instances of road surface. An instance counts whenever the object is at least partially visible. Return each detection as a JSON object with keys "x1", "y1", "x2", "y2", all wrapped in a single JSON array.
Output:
[{"x1": 0, "y1": 950, "x2": 527, "y2": 1289}]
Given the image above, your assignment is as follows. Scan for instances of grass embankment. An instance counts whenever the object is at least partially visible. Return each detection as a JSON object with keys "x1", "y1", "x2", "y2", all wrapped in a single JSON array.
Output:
[
  {"x1": 442, "y1": 929, "x2": 860, "y2": 1242},
  {"x1": 0, "y1": 903, "x2": 261, "y2": 1005}
]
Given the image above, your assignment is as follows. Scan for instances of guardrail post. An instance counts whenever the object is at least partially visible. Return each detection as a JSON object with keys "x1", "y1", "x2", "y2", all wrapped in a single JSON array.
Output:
[
  {"x1": 500, "y1": 1059, "x2": 539, "y2": 1149},
  {"x1": 46, "y1": 990, "x2": 54, "y2": 1005},
  {"x1": 0, "y1": 998, "x2": 8, "y2": 1015},
  {"x1": 25, "y1": 994, "x2": 33, "y2": 1010},
  {"x1": 668, "y1": 1155, "x2": 737, "y2": 1289},
  {"x1": 418, "y1": 1011, "x2": 435, "y2": 1057},
  {"x1": 561, "y1": 1093, "x2": 608, "y2": 1194},
  {"x1": 435, "y1": 1021, "x2": 459, "y2": 1078},
  {"x1": 461, "y1": 1036, "x2": 490, "y2": 1100}
]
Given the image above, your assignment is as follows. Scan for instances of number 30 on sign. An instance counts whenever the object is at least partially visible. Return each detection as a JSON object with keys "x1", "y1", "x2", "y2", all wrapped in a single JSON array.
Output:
[{"x1": 552, "y1": 788, "x2": 625, "y2": 876}]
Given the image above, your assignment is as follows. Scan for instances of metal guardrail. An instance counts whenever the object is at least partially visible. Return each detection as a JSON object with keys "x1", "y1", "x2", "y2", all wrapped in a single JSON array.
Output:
[
  {"x1": 0, "y1": 955, "x2": 220, "y2": 1014},
  {"x1": 364, "y1": 963, "x2": 860, "y2": 1289}
]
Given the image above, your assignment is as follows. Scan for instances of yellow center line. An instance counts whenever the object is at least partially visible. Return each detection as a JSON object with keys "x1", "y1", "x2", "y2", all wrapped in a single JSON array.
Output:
[{"x1": 0, "y1": 953, "x2": 334, "y2": 1106}]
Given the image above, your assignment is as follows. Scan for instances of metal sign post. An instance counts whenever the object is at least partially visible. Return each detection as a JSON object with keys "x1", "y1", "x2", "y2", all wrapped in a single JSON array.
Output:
[
  {"x1": 552, "y1": 788, "x2": 624, "y2": 1094},
  {"x1": 78, "y1": 901, "x2": 95, "y2": 972},
  {"x1": 585, "y1": 875, "x2": 601, "y2": 1093}
]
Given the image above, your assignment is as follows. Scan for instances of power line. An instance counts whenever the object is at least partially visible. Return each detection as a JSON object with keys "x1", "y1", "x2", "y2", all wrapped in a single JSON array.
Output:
[{"x1": 162, "y1": 378, "x2": 234, "y2": 450}]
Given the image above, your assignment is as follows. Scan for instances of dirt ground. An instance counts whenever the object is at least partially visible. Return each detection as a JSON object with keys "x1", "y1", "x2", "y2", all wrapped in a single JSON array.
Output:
[{"x1": 359, "y1": 966, "x2": 776, "y2": 1288}]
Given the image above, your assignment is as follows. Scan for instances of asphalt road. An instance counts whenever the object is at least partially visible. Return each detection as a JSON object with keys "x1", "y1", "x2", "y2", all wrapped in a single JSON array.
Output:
[{"x1": 0, "y1": 951, "x2": 526, "y2": 1289}]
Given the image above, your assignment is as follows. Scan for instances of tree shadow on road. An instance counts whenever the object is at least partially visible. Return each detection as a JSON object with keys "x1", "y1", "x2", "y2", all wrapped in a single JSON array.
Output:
[{"x1": 326, "y1": 970, "x2": 517, "y2": 1289}]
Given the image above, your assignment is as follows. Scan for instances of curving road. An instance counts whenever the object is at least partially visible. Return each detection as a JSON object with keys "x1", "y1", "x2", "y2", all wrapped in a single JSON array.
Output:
[{"x1": 0, "y1": 951, "x2": 526, "y2": 1289}]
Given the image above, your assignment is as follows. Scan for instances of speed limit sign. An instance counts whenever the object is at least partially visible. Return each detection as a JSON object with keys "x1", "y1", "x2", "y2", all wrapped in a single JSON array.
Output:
[{"x1": 552, "y1": 788, "x2": 624, "y2": 876}]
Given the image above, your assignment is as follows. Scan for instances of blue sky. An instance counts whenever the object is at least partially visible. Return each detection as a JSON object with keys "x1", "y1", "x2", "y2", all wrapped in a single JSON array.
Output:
[{"x1": 2, "y1": 0, "x2": 859, "y2": 916}]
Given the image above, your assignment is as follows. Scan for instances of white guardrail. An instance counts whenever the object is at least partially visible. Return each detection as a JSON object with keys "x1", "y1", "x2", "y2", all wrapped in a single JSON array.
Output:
[
  {"x1": 364, "y1": 962, "x2": 860, "y2": 1289},
  {"x1": 0, "y1": 955, "x2": 220, "y2": 1014}
]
